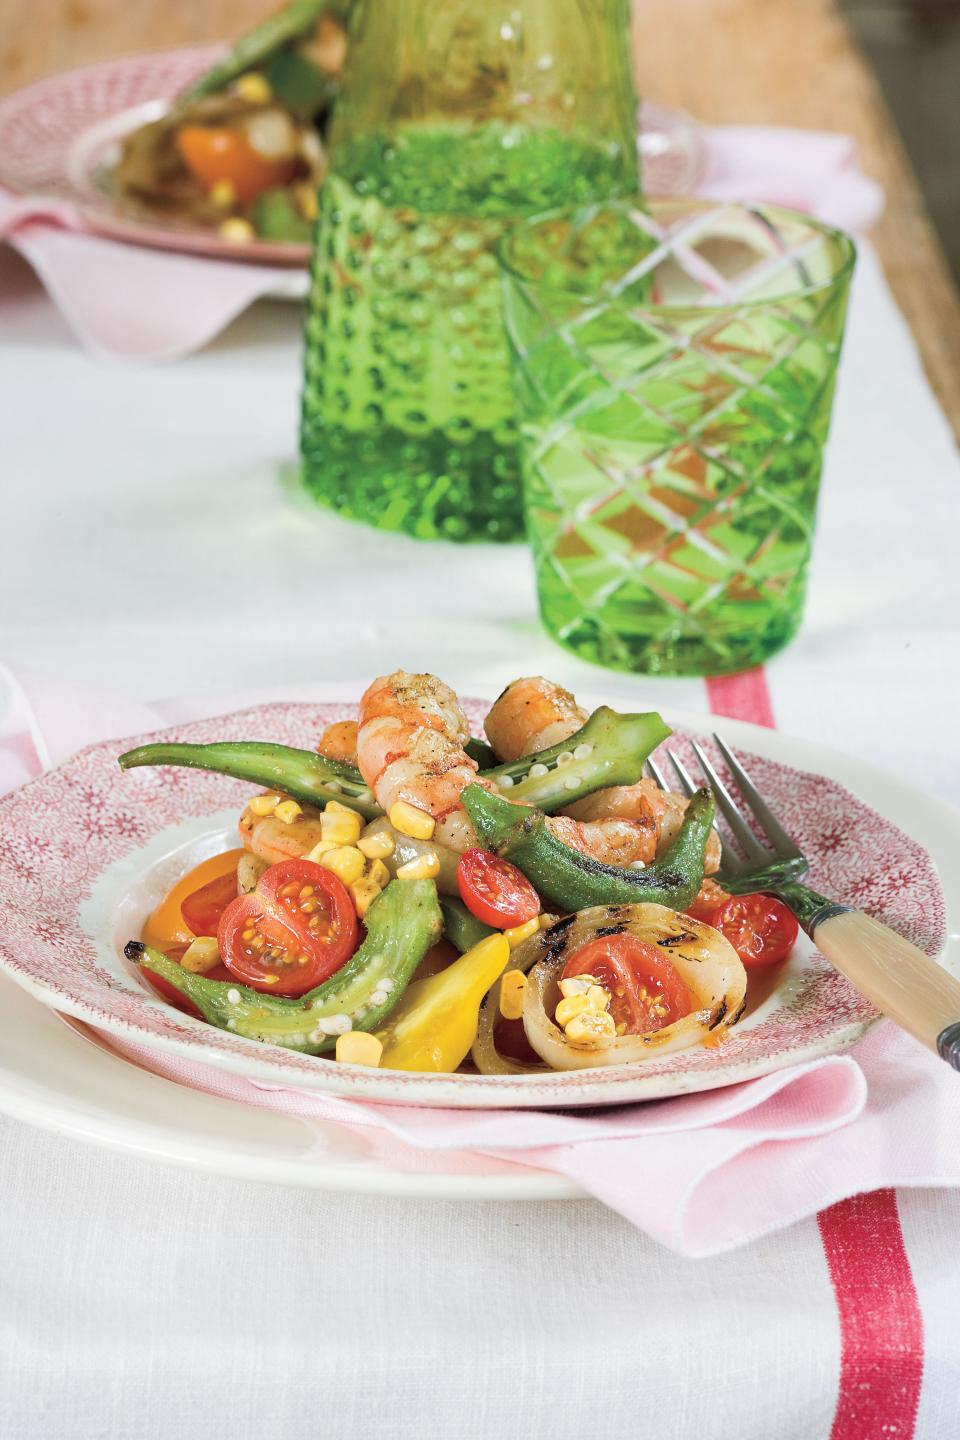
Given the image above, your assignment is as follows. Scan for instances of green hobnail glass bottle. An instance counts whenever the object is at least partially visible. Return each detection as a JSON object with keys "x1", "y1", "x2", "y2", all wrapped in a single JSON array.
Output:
[{"x1": 299, "y1": 0, "x2": 641, "y2": 542}]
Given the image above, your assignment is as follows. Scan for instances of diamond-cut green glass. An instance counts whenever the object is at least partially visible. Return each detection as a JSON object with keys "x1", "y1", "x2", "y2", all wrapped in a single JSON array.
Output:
[{"x1": 499, "y1": 200, "x2": 856, "y2": 675}]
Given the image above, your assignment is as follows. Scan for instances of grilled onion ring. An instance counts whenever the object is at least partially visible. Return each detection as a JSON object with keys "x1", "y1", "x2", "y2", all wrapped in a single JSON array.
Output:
[
  {"x1": 472, "y1": 926, "x2": 547, "y2": 1075},
  {"x1": 472, "y1": 965, "x2": 543, "y2": 1075},
  {"x1": 521, "y1": 903, "x2": 747, "y2": 1071}
]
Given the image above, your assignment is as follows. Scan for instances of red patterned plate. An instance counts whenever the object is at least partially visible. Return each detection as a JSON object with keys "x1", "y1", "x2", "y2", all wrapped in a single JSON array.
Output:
[
  {"x1": 0, "y1": 45, "x2": 707, "y2": 267},
  {"x1": 0, "y1": 700, "x2": 946, "y2": 1109}
]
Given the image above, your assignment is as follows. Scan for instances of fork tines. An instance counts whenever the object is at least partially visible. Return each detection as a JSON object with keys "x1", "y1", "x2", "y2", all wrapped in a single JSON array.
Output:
[{"x1": 646, "y1": 734, "x2": 802, "y2": 873}]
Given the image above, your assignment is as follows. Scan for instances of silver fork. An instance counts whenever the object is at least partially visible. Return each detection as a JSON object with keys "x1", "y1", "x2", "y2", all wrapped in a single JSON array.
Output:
[{"x1": 647, "y1": 736, "x2": 960, "y2": 1071}]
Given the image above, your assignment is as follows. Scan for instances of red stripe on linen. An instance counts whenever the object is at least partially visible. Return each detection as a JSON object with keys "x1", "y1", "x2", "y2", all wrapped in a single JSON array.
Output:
[
  {"x1": 706, "y1": 669, "x2": 923, "y2": 1440},
  {"x1": 705, "y1": 668, "x2": 776, "y2": 729},
  {"x1": 818, "y1": 1192, "x2": 924, "y2": 1440}
]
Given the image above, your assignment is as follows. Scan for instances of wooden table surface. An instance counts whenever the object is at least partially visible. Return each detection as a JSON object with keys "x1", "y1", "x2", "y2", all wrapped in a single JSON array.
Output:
[{"x1": 3, "y1": 0, "x2": 959, "y2": 437}]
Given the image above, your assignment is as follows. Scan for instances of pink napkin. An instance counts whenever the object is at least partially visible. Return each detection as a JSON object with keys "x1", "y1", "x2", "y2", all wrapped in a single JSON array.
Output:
[
  {"x1": 1, "y1": 124, "x2": 881, "y2": 361},
  {"x1": 103, "y1": 1022, "x2": 960, "y2": 1255},
  {"x1": 0, "y1": 190, "x2": 296, "y2": 363},
  {"x1": 4, "y1": 666, "x2": 958, "y2": 1256},
  {"x1": 700, "y1": 127, "x2": 884, "y2": 232}
]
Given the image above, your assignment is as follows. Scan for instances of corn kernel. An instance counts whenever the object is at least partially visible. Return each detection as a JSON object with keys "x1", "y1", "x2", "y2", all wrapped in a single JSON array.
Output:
[
  {"x1": 274, "y1": 799, "x2": 303, "y2": 825},
  {"x1": 558, "y1": 975, "x2": 593, "y2": 999},
  {"x1": 555, "y1": 993, "x2": 592, "y2": 1027},
  {"x1": 504, "y1": 916, "x2": 540, "y2": 949},
  {"x1": 293, "y1": 181, "x2": 319, "y2": 221},
  {"x1": 395, "y1": 852, "x2": 440, "y2": 881},
  {"x1": 303, "y1": 839, "x2": 338, "y2": 863},
  {"x1": 556, "y1": 985, "x2": 611, "y2": 1029},
  {"x1": 336, "y1": 1031, "x2": 383, "y2": 1067},
  {"x1": 388, "y1": 801, "x2": 436, "y2": 841},
  {"x1": 565, "y1": 1010, "x2": 617, "y2": 1047},
  {"x1": 585, "y1": 984, "x2": 611, "y2": 1013},
  {"x1": 499, "y1": 970, "x2": 527, "y2": 1021},
  {"x1": 320, "y1": 802, "x2": 363, "y2": 846},
  {"x1": 539, "y1": 912, "x2": 559, "y2": 930},
  {"x1": 209, "y1": 177, "x2": 237, "y2": 209},
  {"x1": 219, "y1": 217, "x2": 255, "y2": 243},
  {"x1": 358, "y1": 829, "x2": 395, "y2": 860},
  {"x1": 181, "y1": 936, "x2": 221, "y2": 974},
  {"x1": 367, "y1": 858, "x2": 391, "y2": 889},
  {"x1": 327, "y1": 799, "x2": 361, "y2": 817},
  {"x1": 248, "y1": 792, "x2": 280, "y2": 817},
  {"x1": 350, "y1": 877, "x2": 383, "y2": 918},
  {"x1": 235, "y1": 70, "x2": 272, "y2": 104},
  {"x1": 319, "y1": 846, "x2": 366, "y2": 887}
]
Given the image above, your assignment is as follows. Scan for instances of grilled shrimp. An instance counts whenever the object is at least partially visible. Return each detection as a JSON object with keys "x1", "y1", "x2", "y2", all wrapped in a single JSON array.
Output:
[
  {"x1": 316, "y1": 720, "x2": 359, "y2": 766},
  {"x1": 355, "y1": 671, "x2": 653, "y2": 867},
  {"x1": 484, "y1": 676, "x2": 588, "y2": 761},
  {"x1": 238, "y1": 803, "x2": 326, "y2": 866},
  {"x1": 356, "y1": 671, "x2": 490, "y2": 827},
  {"x1": 547, "y1": 814, "x2": 659, "y2": 867},
  {"x1": 485, "y1": 675, "x2": 721, "y2": 873},
  {"x1": 565, "y1": 776, "x2": 722, "y2": 874}
]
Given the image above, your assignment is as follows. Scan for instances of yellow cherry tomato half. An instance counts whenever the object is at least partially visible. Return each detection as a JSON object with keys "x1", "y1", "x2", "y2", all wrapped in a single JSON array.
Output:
[
  {"x1": 176, "y1": 126, "x2": 297, "y2": 205},
  {"x1": 142, "y1": 849, "x2": 246, "y2": 954}
]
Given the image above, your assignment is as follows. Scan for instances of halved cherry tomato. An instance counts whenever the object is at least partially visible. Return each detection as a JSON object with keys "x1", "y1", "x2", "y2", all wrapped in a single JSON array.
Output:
[
  {"x1": 561, "y1": 933, "x2": 694, "y2": 1034},
  {"x1": 698, "y1": 893, "x2": 798, "y2": 969},
  {"x1": 217, "y1": 858, "x2": 357, "y2": 997},
  {"x1": 176, "y1": 126, "x2": 297, "y2": 205},
  {"x1": 142, "y1": 849, "x2": 246, "y2": 953},
  {"x1": 140, "y1": 851, "x2": 244, "y2": 1015},
  {"x1": 457, "y1": 850, "x2": 540, "y2": 929},
  {"x1": 181, "y1": 869, "x2": 243, "y2": 937}
]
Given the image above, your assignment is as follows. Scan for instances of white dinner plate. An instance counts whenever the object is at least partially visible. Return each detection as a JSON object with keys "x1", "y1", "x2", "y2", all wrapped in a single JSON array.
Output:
[
  {"x1": 0, "y1": 698, "x2": 950, "y2": 1112},
  {"x1": 0, "y1": 973, "x2": 573, "y2": 1197}
]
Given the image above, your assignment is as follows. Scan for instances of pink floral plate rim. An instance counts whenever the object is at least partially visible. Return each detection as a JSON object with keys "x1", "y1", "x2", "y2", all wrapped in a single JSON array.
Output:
[
  {"x1": 0, "y1": 699, "x2": 946, "y2": 1110},
  {"x1": 0, "y1": 44, "x2": 707, "y2": 268}
]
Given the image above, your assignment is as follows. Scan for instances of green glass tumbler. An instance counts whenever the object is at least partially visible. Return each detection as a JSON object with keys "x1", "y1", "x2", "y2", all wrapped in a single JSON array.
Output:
[
  {"x1": 497, "y1": 199, "x2": 856, "y2": 674},
  {"x1": 299, "y1": 0, "x2": 640, "y2": 543}
]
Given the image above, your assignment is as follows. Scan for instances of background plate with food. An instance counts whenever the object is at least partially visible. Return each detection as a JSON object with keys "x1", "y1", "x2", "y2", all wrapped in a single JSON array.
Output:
[{"x1": 0, "y1": 11, "x2": 707, "y2": 267}]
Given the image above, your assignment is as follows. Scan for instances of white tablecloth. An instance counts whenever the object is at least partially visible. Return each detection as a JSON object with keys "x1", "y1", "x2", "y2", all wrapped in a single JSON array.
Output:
[{"x1": 2, "y1": 237, "x2": 960, "y2": 1438}]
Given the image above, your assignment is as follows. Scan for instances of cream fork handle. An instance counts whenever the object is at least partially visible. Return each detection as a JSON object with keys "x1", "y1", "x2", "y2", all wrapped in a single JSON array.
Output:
[{"x1": 813, "y1": 910, "x2": 960, "y2": 1068}]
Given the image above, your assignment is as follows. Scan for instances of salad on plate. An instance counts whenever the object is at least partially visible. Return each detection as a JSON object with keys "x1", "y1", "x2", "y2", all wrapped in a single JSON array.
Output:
[
  {"x1": 120, "y1": 672, "x2": 800, "y2": 1076},
  {"x1": 113, "y1": 0, "x2": 347, "y2": 245}
]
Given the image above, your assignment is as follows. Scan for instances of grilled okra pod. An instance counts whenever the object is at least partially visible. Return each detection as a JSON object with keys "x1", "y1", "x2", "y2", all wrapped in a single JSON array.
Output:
[
  {"x1": 460, "y1": 784, "x2": 716, "y2": 913},
  {"x1": 480, "y1": 707, "x2": 671, "y2": 811},
  {"x1": 118, "y1": 740, "x2": 382, "y2": 820},
  {"x1": 119, "y1": 707, "x2": 670, "y2": 821},
  {"x1": 127, "y1": 878, "x2": 442, "y2": 1053}
]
